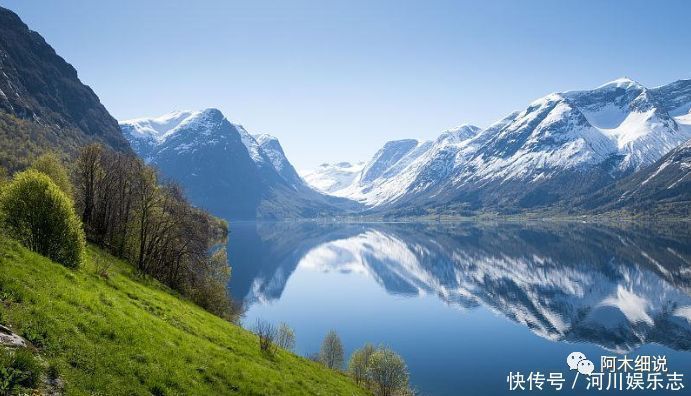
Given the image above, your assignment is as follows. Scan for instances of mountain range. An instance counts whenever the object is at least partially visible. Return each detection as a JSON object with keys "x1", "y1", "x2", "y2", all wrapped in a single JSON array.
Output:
[
  {"x1": 0, "y1": 4, "x2": 688, "y2": 220},
  {"x1": 121, "y1": 77, "x2": 691, "y2": 220},
  {"x1": 120, "y1": 109, "x2": 354, "y2": 220},
  {"x1": 307, "y1": 78, "x2": 691, "y2": 216}
]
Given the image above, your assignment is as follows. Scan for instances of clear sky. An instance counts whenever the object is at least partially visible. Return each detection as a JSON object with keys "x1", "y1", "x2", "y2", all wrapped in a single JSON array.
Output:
[{"x1": 3, "y1": 0, "x2": 690, "y2": 170}]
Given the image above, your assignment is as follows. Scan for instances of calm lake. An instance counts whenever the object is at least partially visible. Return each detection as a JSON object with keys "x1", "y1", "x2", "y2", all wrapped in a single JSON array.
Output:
[{"x1": 226, "y1": 221, "x2": 691, "y2": 395}]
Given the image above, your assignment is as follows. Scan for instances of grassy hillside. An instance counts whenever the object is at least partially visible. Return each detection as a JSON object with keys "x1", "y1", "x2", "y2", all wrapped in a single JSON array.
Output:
[{"x1": 0, "y1": 235, "x2": 368, "y2": 395}]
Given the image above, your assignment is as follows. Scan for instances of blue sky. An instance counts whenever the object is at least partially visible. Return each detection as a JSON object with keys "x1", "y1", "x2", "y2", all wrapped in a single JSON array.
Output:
[{"x1": 3, "y1": 0, "x2": 690, "y2": 169}]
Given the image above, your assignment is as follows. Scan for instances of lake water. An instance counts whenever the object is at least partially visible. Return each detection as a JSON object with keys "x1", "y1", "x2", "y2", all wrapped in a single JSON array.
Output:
[{"x1": 226, "y1": 221, "x2": 691, "y2": 395}]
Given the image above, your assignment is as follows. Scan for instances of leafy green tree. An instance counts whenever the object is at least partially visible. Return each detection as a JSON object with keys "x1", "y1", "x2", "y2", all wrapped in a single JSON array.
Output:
[
  {"x1": 0, "y1": 170, "x2": 85, "y2": 268},
  {"x1": 367, "y1": 347, "x2": 410, "y2": 396},
  {"x1": 348, "y1": 343, "x2": 376, "y2": 385},
  {"x1": 30, "y1": 152, "x2": 73, "y2": 197},
  {"x1": 319, "y1": 330, "x2": 344, "y2": 370}
]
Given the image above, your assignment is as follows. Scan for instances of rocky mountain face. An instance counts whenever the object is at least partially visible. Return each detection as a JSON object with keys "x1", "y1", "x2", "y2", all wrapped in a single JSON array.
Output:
[
  {"x1": 302, "y1": 78, "x2": 691, "y2": 215},
  {"x1": 120, "y1": 109, "x2": 356, "y2": 220},
  {"x1": 0, "y1": 6, "x2": 130, "y2": 170},
  {"x1": 581, "y1": 137, "x2": 691, "y2": 215},
  {"x1": 254, "y1": 134, "x2": 304, "y2": 189}
]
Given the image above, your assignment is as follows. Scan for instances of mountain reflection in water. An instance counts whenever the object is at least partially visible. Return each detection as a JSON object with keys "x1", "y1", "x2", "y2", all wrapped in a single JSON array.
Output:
[{"x1": 227, "y1": 221, "x2": 691, "y2": 395}]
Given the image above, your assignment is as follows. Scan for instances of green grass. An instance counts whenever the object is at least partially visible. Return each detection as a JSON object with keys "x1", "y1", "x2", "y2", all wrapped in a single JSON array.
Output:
[{"x1": 0, "y1": 236, "x2": 368, "y2": 395}]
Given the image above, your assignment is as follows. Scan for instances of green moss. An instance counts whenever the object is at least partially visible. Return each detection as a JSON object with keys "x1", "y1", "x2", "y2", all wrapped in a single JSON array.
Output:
[{"x1": 0, "y1": 236, "x2": 368, "y2": 395}]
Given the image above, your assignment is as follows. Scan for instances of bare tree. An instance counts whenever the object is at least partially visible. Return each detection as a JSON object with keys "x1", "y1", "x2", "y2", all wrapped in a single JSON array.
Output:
[
  {"x1": 74, "y1": 144, "x2": 103, "y2": 228},
  {"x1": 254, "y1": 319, "x2": 276, "y2": 353},
  {"x1": 319, "y1": 330, "x2": 344, "y2": 370},
  {"x1": 71, "y1": 144, "x2": 235, "y2": 319},
  {"x1": 276, "y1": 323, "x2": 296, "y2": 351}
]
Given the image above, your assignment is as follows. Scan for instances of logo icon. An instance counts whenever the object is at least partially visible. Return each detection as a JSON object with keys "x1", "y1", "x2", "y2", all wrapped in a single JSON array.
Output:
[
  {"x1": 567, "y1": 352, "x2": 586, "y2": 371},
  {"x1": 577, "y1": 359, "x2": 595, "y2": 375}
]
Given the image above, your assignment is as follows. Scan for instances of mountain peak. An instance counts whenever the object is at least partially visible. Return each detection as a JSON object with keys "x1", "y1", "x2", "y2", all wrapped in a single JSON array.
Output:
[
  {"x1": 440, "y1": 124, "x2": 482, "y2": 142},
  {"x1": 255, "y1": 133, "x2": 286, "y2": 157},
  {"x1": 254, "y1": 133, "x2": 278, "y2": 145},
  {"x1": 382, "y1": 139, "x2": 418, "y2": 149},
  {"x1": 596, "y1": 77, "x2": 643, "y2": 90},
  {"x1": 120, "y1": 108, "x2": 228, "y2": 143},
  {"x1": 199, "y1": 107, "x2": 224, "y2": 119}
]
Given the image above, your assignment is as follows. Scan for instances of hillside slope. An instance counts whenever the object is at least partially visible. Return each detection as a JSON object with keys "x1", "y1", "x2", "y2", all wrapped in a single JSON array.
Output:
[
  {"x1": 579, "y1": 137, "x2": 691, "y2": 216},
  {"x1": 0, "y1": 7, "x2": 131, "y2": 170},
  {"x1": 0, "y1": 236, "x2": 368, "y2": 395}
]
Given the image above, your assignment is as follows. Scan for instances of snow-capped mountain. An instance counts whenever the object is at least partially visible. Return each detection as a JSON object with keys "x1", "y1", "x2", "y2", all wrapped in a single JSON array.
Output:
[
  {"x1": 302, "y1": 124, "x2": 483, "y2": 206},
  {"x1": 583, "y1": 137, "x2": 691, "y2": 213},
  {"x1": 120, "y1": 109, "x2": 355, "y2": 220},
  {"x1": 300, "y1": 161, "x2": 365, "y2": 194},
  {"x1": 449, "y1": 78, "x2": 691, "y2": 211},
  {"x1": 312, "y1": 78, "x2": 691, "y2": 213},
  {"x1": 254, "y1": 134, "x2": 304, "y2": 189}
]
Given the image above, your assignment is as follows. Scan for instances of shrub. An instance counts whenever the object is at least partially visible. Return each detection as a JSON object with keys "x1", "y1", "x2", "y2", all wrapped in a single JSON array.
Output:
[
  {"x1": 276, "y1": 323, "x2": 296, "y2": 351},
  {"x1": 319, "y1": 330, "x2": 344, "y2": 370},
  {"x1": 0, "y1": 348, "x2": 44, "y2": 394},
  {"x1": 30, "y1": 152, "x2": 73, "y2": 198},
  {"x1": 94, "y1": 256, "x2": 113, "y2": 279},
  {"x1": 0, "y1": 170, "x2": 85, "y2": 268},
  {"x1": 253, "y1": 319, "x2": 276, "y2": 354},
  {"x1": 367, "y1": 347, "x2": 409, "y2": 396},
  {"x1": 348, "y1": 343, "x2": 375, "y2": 385}
]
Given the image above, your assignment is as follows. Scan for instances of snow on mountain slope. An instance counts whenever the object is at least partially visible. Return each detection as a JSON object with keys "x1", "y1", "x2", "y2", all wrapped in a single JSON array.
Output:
[
  {"x1": 120, "y1": 110, "x2": 201, "y2": 160},
  {"x1": 358, "y1": 139, "x2": 420, "y2": 185},
  {"x1": 563, "y1": 78, "x2": 686, "y2": 171},
  {"x1": 121, "y1": 108, "x2": 353, "y2": 219},
  {"x1": 121, "y1": 109, "x2": 305, "y2": 188},
  {"x1": 120, "y1": 110, "x2": 199, "y2": 142},
  {"x1": 120, "y1": 109, "x2": 231, "y2": 160},
  {"x1": 300, "y1": 162, "x2": 365, "y2": 194},
  {"x1": 236, "y1": 125, "x2": 266, "y2": 164},
  {"x1": 121, "y1": 108, "x2": 264, "y2": 219},
  {"x1": 336, "y1": 124, "x2": 482, "y2": 206},
  {"x1": 314, "y1": 78, "x2": 691, "y2": 210},
  {"x1": 461, "y1": 93, "x2": 617, "y2": 182},
  {"x1": 581, "y1": 137, "x2": 691, "y2": 212},
  {"x1": 650, "y1": 78, "x2": 691, "y2": 116},
  {"x1": 455, "y1": 79, "x2": 685, "y2": 189},
  {"x1": 676, "y1": 111, "x2": 691, "y2": 133},
  {"x1": 254, "y1": 133, "x2": 304, "y2": 189}
]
